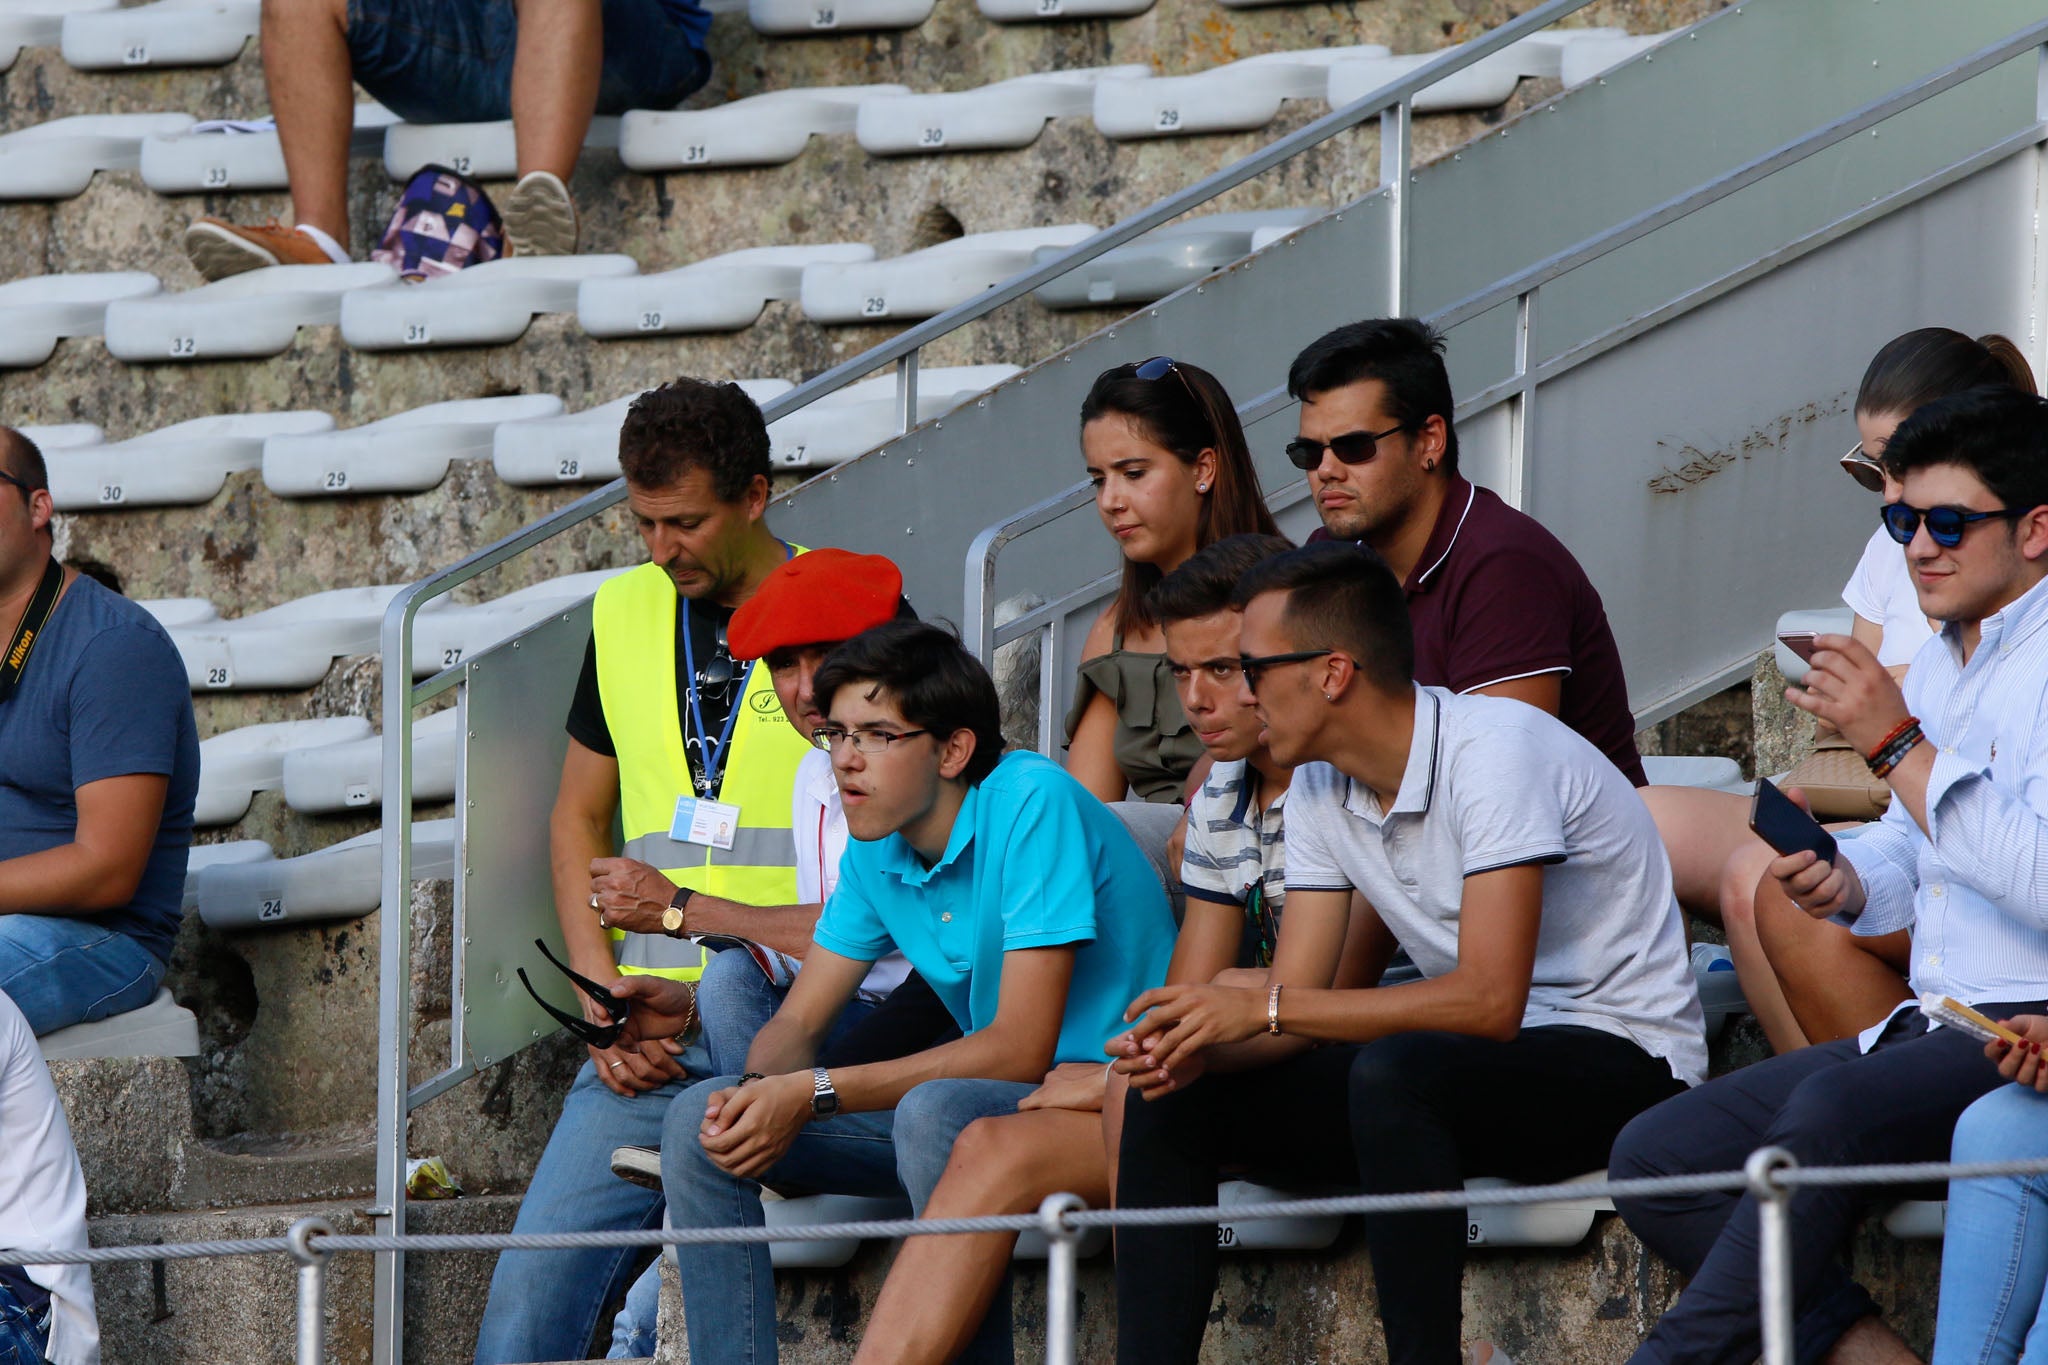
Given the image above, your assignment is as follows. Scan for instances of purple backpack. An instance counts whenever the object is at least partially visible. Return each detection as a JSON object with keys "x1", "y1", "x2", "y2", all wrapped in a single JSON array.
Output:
[{"x1": 371, "y1": 164, "x2": 505, "y2": 283}]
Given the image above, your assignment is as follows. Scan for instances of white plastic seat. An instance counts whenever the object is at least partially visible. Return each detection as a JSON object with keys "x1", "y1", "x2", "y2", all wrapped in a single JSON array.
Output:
[
  {"x1": 195, "y1": 819, "x2": 456, "y2": 929},
  {"x1": 0, "y1": 112, "x2": 195, "y2": 199},
  {"x1": 1884, "y1": 1200, "x2": 1946, "y2": 1239},
  {"x1": 767, "y1": 365, "x2": 1020, "y2": 468},
  {"x1": 579, "y1": 245, "x2": 871, "y2": 338},
  {"x1": 262, "y1": 394, "x2": 564, "y2": 497},
  {"x1": 492, "y1": 379, "x2": 795, "y2": 485},
  {"x1": 1464, "y1": 1171, "x2": 1612, "y2": 1247},
  {"x1": 1033, "y1": 209, "x2": 1319, "y2": 309},
  {"x1": 856, "y1": 66, "x2": 1151, "y2": 155},
  {"x1": 141, "y1": 104, "x2": 399, "y2": 194},
  {"x1": 19, "y1": 423, "x2": 105, "y2": 451},
  {"x1": 800, "y1": 225, "x2": 1095, "y2": 323},
  {"x1": 181, "y1": 839, "x2": 275, "y2": 913},
  {"x1": 978, "y1": 0, "x2": 1149, "y2": 23},
  {"x1": 1325, "y1": 31, "x2": 1629, "y2": 113},
  {"x1": 281, "y1": 708, "x2": 459, "y2": 814},
  {"x1": 412, "y1": 569, "x2": 625, "y2": 677},
  {"x1": 139, "y1": 597, "x2": 220, "y2": 630},
  {"x1": 1560, "y1": 33, "x2": 1669, "y2": 88},
  {"x1": 103, "y1": 262, "x2": 399, "y2": 362},
  {"x1": 0, "y1": 271, "x2": 160, "y2": 367},
  {"x1": 61, "y1": 0, "x2": 256, "y2": 68},
  {"x1": 45, "y1": 411, "x2": 332, "y2": 511},
  {"x1": 619, "y1": 86, "x2": 907, "y2": 171},
  {"x1": 747, "y1": 0, "x2": 931, "y2": 37},
  {"x1": 760, "y1": 1192, "x2": 910, "y2": 1268},
  {"x1": 1774, "y1": 606, "x2": 1855, "y2": 686},
  {"x1": 195, "y1": 717, "x2": 376, "y2": 826},
  {"x1": 1215, "y1": 1180, "x2": 1345, "y2": 1252},
  {"x1": 0, "y1": 0, "x2": 114, "y2": 71},
  {"x1": 384, "y1": 117, "x2": 620, "y2": 181},
  {"x1": 1640, "y1": 755, "x2": 1748, "y2": 795},
  {"x1": 39, "y1": 989, "x2": 199, "y2": 1060},
  {"x1": 340, "y1": 255, "x2": 636, "y2": 351},
  {"x1": 1092, "y1": 46, "x2": 1388, "y2": 140},
  {"x1": 159, "y1": 583, "x2": 447, "y2": 691}
]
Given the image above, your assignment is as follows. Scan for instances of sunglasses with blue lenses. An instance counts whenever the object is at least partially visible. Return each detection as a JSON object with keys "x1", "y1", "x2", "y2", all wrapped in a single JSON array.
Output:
[{"x1": 1881, "y1": 501, "x2": 2033, "y2": 549}]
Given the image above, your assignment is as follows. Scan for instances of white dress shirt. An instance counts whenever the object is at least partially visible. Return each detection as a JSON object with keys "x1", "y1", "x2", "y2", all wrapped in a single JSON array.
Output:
[
  {"x1": 0, "y1": 994, "x2": 97, "y2": 1365},
  {"x1": 793, "y1": 749, "x2": 911, "y2": 1000}
]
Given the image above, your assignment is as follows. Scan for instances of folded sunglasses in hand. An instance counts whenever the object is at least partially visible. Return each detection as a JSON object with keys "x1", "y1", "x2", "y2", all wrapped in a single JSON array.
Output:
[{"x1": 516, "y1": 938, "x2": 630, "y2": 1049}]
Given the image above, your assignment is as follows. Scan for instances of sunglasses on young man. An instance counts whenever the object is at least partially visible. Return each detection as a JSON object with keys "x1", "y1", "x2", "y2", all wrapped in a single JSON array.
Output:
[
  {"x1": 516, "y1": 938, "x2": 630, "y2": 1049},
  {"x1": 1284, "y1": 423, "x2": 1412, "y2": 472},
  {"x1": 1238, "y1": 649, "x2": 1333, "y2": 695},
  {"x1": 1880, "y1": 500, "x2": 2034, "y2": 549}
]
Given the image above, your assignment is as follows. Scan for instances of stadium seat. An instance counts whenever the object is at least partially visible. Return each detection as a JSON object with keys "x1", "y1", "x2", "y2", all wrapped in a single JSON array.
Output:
[
  {"x1": 280, "y1": 707, "x2": 460, "y2": 814},
  {"x1": 1324, "y1": 30, "x2": 1628, "y2": 113},
  {"x1": 103, "y1": 262, "x2": 399, "y2": 362},
  {"x1": 759, "y1": 1190, "x2": 913, "y2": 1268},
  {"x1": 0, "y1": 271, "x2": 161, "y2": 368},
  {"x1": 384, "y1": 117, "x2": 620, "y2": 181},
  {"x1": 1560, "y1": 33, "x2": 1669, "y2": 87},
  {"x1": 0, "y1": 111, "x2": 194, "y2": 199},
  {"x1": 579, "y1": 244, "x2": 873, "y2": 338},
  {"x1": 1883, "y1": 1200, "x2": 1945, "y2": 1239},
  {"x1": 339, "y1": 255, "x2": 638, "y2": 350},
  {"x1": 1215, "y1": 1180, "x2": 1345, "y2": 1251},
  {"x1": 619, "y1": 85, "x2": 909, "y2": 171},
  {"x1": 1464, "y1": 1172, "x2": 1612, "y2": 1248},
  {"x1": 766, "y1": 364, "x2": 1021, "y2": 468},
  {"x1": 1091, "y1": 46, "x2": 1389, "y2": 140},
  {"x1": 140, "y1": 105, "x2": 400, "y2": 194},
  {"x1": 0, "y1": 0, "x2": 114, "y2": 72},
  {"x1": 491, "y1": 379, "x2": 795, "y2": 484},
  {"x1": 195, "y1": 716, "x2": 377, "y2": 826},
  {"x1": 139, "y1": 597, "x2": 222, "y2": 630},
  {"x1": 1639, "y1": 755, "x2": 1748, "y2": 794},
  {"x1": 978, "y1": 0, "x2": 1149, "y2": 23},
  {"x1": 39, "y1": 989, "x2": 200, "y2": 1061},
  {"x1": 1032, "y1": 208, "x2": 1320, "y2": 308},
  {"x1": 181, "y1": 839, "x2": 276, "y2": 914},
  {"x1": 158, "y1": 583, "x2": 448, "y2": 691},
  {"x1": 194, "y1": 818, "x2": 457, "y2": 929},
  {"x1": 1773, "y1": 606, "x2": 1854, "y2": 687},
  {"x1": 799, "y1": 226, "x2": 1095, "y2": 323},
  {"x1": 855, "y1": 66, "x2": 1152, "y2": 155},
  {"x1": 262, "y1": 394, "x2": 565, "y2": 497},
  {"x1": 44, "y1": 411, "x2": 333, "y2": 511},
  {"x1": 19, "y1": 422, "x2": 105, "y2": 451},
  {"x1": 747, "y1": 0, "x2": 932, "y2": 37},
  {"x1": 60, "y1": 0, "x2": 257, "y2": 69},
  {"x1": 411, "y1": 568, "x2": 626, "y2": 677}
]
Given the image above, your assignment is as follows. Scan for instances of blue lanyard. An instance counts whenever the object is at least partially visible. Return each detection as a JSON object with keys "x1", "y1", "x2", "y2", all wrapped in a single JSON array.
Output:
[{"x1": 678, "y1": 542, "x2": 792, "y2": 796}]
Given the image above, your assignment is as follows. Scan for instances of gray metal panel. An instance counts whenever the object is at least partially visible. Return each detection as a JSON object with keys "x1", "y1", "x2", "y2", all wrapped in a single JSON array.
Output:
[{"x1": 458, "y1": 603, "x2": 591, "y2": 1069}]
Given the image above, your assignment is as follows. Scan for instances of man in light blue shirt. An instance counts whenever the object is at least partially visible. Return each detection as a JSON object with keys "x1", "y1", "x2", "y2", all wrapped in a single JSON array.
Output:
[
  {"x1": 610, "y1": 620, "x2": 1175, "y2": 1363},
  {"x1": 1614, "y1": 387, "x2": 2048, "y2": 1365}
]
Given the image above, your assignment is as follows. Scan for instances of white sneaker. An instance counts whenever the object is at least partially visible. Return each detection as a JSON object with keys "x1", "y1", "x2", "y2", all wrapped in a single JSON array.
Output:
[{"x1": 501, "y1": 170, "x2": 579, "y2": 257}]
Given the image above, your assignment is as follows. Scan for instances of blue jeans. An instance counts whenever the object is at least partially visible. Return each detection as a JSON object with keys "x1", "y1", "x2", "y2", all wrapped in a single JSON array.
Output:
[
  {"x1": 0, "y1": 914, "x2": 165, "y2": 1036},
  {"x1": 346, "y1": 0, "x2": 711, "y2": 125},
  {"x1": 0, "y1": 1279, "x2": 50, "y2": 1365},
  {"x1": 665, "y1": 1074, "x2": 1036, "y2": 1365},
  {"x1": 1935, "y1": 1085, "x2": 2048, "y2": 1365}
]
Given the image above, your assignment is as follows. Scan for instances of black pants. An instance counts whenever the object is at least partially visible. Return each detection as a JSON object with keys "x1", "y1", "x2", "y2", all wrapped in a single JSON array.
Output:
[
  {"x1": 1612, "y1": 1002, "x2": 2041, "y2": 1365},
  {"x1": 1114, "y1": 1026, "x2": 1686, "y2": 1365}
]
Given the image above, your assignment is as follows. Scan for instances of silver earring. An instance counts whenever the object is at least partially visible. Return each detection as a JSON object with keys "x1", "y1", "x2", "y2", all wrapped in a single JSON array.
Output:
[
  {"x1": 1197, "y1": 483, "x2": 1209, "y2": 492},
  {"x1": 1323, "y1": 693, "x2": 1334, "y2": 702}
]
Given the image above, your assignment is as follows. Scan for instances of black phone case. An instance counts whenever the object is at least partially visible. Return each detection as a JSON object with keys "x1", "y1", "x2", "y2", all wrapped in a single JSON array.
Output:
[{"x1": 1749, "y1": 778, "x2": 1839, "y2": 863}]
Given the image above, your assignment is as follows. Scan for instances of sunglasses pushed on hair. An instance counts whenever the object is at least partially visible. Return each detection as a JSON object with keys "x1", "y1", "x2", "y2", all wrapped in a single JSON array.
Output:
[
  {"x1": 517, "y1": 938, "x2": 630, "y2": 1048},
  {"x1": 1840, "y1": 442, "x2": 1887, "y2": 494}
]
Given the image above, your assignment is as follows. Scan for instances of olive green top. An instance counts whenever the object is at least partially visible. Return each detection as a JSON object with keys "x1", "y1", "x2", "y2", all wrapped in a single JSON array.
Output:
[{"x1": 1063, "y1": 632, "x2": 1202, "y2": 804}]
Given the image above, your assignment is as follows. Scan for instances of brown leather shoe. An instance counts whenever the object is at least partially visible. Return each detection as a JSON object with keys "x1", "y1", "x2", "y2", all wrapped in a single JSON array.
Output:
[{"x1": 183, "y1": 219, "x2": 338, "y2": 282}]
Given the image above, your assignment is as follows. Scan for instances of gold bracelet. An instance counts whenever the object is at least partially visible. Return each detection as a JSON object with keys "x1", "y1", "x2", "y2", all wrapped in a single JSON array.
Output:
[{"x1": 1267, "y1": 982, "x2": 1284, "y2": 1036}]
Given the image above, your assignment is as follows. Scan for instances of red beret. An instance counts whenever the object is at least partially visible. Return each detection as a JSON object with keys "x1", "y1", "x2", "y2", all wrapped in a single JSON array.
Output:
[{"x1": 728, "y1": 548, "x2": 904, "y2": 661}]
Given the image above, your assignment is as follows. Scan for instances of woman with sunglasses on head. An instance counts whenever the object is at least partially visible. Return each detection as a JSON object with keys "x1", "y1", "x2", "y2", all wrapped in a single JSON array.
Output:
[
  {"x1": 1064, "y1": 356, "x2": 1280, "y2": 806},
  {"x1": 1645, "y1": 327, "x2": 2037, "y2": 1054}
]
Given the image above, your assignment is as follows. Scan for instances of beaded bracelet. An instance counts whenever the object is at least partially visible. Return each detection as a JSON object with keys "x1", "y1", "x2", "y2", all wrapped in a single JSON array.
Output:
[
  {"x1": 1865, "y1": 717, "x2": 1920, "y2": 763},
  {"x1": 1868, "y1": 723, "x2": 1926, "y2": 779}
]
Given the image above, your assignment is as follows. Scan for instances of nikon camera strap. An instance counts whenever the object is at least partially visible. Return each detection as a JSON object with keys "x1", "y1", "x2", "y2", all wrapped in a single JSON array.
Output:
[{"x1": 0, "y1": 557, "x2": 63, "y2": 704}]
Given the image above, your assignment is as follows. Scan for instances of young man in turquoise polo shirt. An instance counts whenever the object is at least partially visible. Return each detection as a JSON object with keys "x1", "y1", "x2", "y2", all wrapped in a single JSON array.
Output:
[{"x1": 610, "y1": 620, "x2": 1177, "y2": 1363}]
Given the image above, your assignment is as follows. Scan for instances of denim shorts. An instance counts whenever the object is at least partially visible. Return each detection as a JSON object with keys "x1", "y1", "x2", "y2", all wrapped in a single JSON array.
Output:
[
  {"x1": 0, "y1": 1279, "x2": 50, "y2": 1365},
  {"x1": 346, "y1": 0, "x2": 712, "y2": 125}
]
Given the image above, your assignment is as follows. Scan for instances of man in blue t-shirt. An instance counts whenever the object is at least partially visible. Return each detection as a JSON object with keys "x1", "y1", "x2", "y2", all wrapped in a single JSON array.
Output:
[
  {"x1": 0, "y1": 430, "x2": 198, "y2": 1035},
  {"x1": 609, "y1": 620, "x2": 1177, "y2": 1363}
]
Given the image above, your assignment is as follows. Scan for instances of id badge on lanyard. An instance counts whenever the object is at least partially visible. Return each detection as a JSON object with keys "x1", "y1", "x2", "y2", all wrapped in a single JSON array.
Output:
[
  {"x1": 671, "y1": 795, "x2": 740, "y2": 851},
  {"x1": 678, "y1": 597, "x2": 750, "y2": 848}
]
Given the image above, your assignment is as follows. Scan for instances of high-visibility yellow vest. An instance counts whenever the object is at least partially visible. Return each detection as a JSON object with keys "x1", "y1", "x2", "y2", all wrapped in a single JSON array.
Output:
[{"x1": 591, "y1": 557, "x2": 811, "y2": 979}]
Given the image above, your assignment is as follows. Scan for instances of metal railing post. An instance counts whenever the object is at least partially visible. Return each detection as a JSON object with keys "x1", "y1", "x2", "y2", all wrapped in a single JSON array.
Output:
[
  {"x1": 1380, "y1": 98, "x2": 1413, "y2": 314},
  {"x1": 1745, "y1": 1147, "x2": 1798, "y2": 1365},
  {"x1": 1038, "y1": 1193, "x2": 1087, "y2": 1365},
  {"x1": 288, "y1": 1217, "x2": 335, "y2": 1365},
  {"x1": 895, "y1": 351, "x2": 921, "y2": 435}
]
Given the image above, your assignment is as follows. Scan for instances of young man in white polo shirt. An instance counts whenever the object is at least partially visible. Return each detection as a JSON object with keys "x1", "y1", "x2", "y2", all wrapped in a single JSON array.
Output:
[{"x1": 1113, "y1": 540, "x2": 1705, "y2": 1365}]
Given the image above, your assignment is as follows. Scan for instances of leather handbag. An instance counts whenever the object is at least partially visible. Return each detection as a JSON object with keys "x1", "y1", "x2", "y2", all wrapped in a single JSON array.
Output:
[{"x1": 1782, "y1": 724, "x2": 1891, "y2": 821}]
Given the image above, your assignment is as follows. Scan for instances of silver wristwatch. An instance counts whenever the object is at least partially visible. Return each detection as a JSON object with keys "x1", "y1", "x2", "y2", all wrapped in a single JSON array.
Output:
[{"x1": 809, "y1": 1066, "x2": 840, "y2": 1117}]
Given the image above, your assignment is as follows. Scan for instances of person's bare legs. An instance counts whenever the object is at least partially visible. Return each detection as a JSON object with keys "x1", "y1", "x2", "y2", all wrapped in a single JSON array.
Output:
[
  {"x1": 509, "y1": 0, "x2": 602, "y2": 181},
  {"x1": 1752, "y1": 868, "x2": 1913, "y2": 1046},
  {"x1": 1719, "y1": 838, "x2": 1811, "y2": 1053},
  {"x1": 262, "y1": 0, "x2": 356, "y2": 246},
  {"x1": 855, "y1": 1110, "x2": 1109, "y2": 1365},
  {"x1": 1823, "y1": 1315, "x2": 1921, "y2": 1364},
  {"x1": 1642, "y1": 786, "x2": 1754, "y2": 930}
]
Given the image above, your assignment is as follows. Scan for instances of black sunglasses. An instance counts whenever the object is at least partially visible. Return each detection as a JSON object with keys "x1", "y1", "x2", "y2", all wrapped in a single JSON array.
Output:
[
  {"x1": 1133, "y1": 354, "x2": 1198, "y2": 400},
  {"x1": 1284, "y1": 423, "x2": 1411, "y2": 472},
  {"x1": 1239, "y1": 649, "x2": 1333, "y2": 695},
  {"x1": 0, "y1": 469, "x2": 32, "y2": 498},
  {"x1": 516, "y1": 938, "x2": 630, "y2": 1049},
  {"x1": 1881, "y1": 501, "x2": 2033, "y2": 549}
]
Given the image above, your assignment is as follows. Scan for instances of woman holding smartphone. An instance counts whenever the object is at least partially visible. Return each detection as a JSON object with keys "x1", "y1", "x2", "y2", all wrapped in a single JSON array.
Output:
[
  {"x1": 1063, "y1": 356, "x2": 1280, "y2": 805},
  {"x1": 1645, "y1": 328, "x2": 2035, "y2": 1053}
]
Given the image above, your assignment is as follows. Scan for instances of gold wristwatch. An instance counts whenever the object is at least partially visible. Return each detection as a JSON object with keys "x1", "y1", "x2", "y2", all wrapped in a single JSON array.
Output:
[{"x1": 661, "y1": 886, "x2": 693, "y2": 937}]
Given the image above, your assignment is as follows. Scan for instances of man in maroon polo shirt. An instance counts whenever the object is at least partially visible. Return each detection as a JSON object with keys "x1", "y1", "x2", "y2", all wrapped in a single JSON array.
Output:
[{"x1": 1293, "y1": 317, "x2": 1646, "y2": 786}]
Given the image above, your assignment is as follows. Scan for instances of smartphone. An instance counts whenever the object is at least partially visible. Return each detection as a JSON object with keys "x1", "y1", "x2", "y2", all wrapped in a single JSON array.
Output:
[
  {"x1": 1748, "y1": 777, "x2": 1839, "y2": 863},
  {"x1": 1921, "y1": 993, "x2": 2028, "y2": 1048},
  {"x1": 1777, "y1": 631, "x2": 1821, "y2": 665}
]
